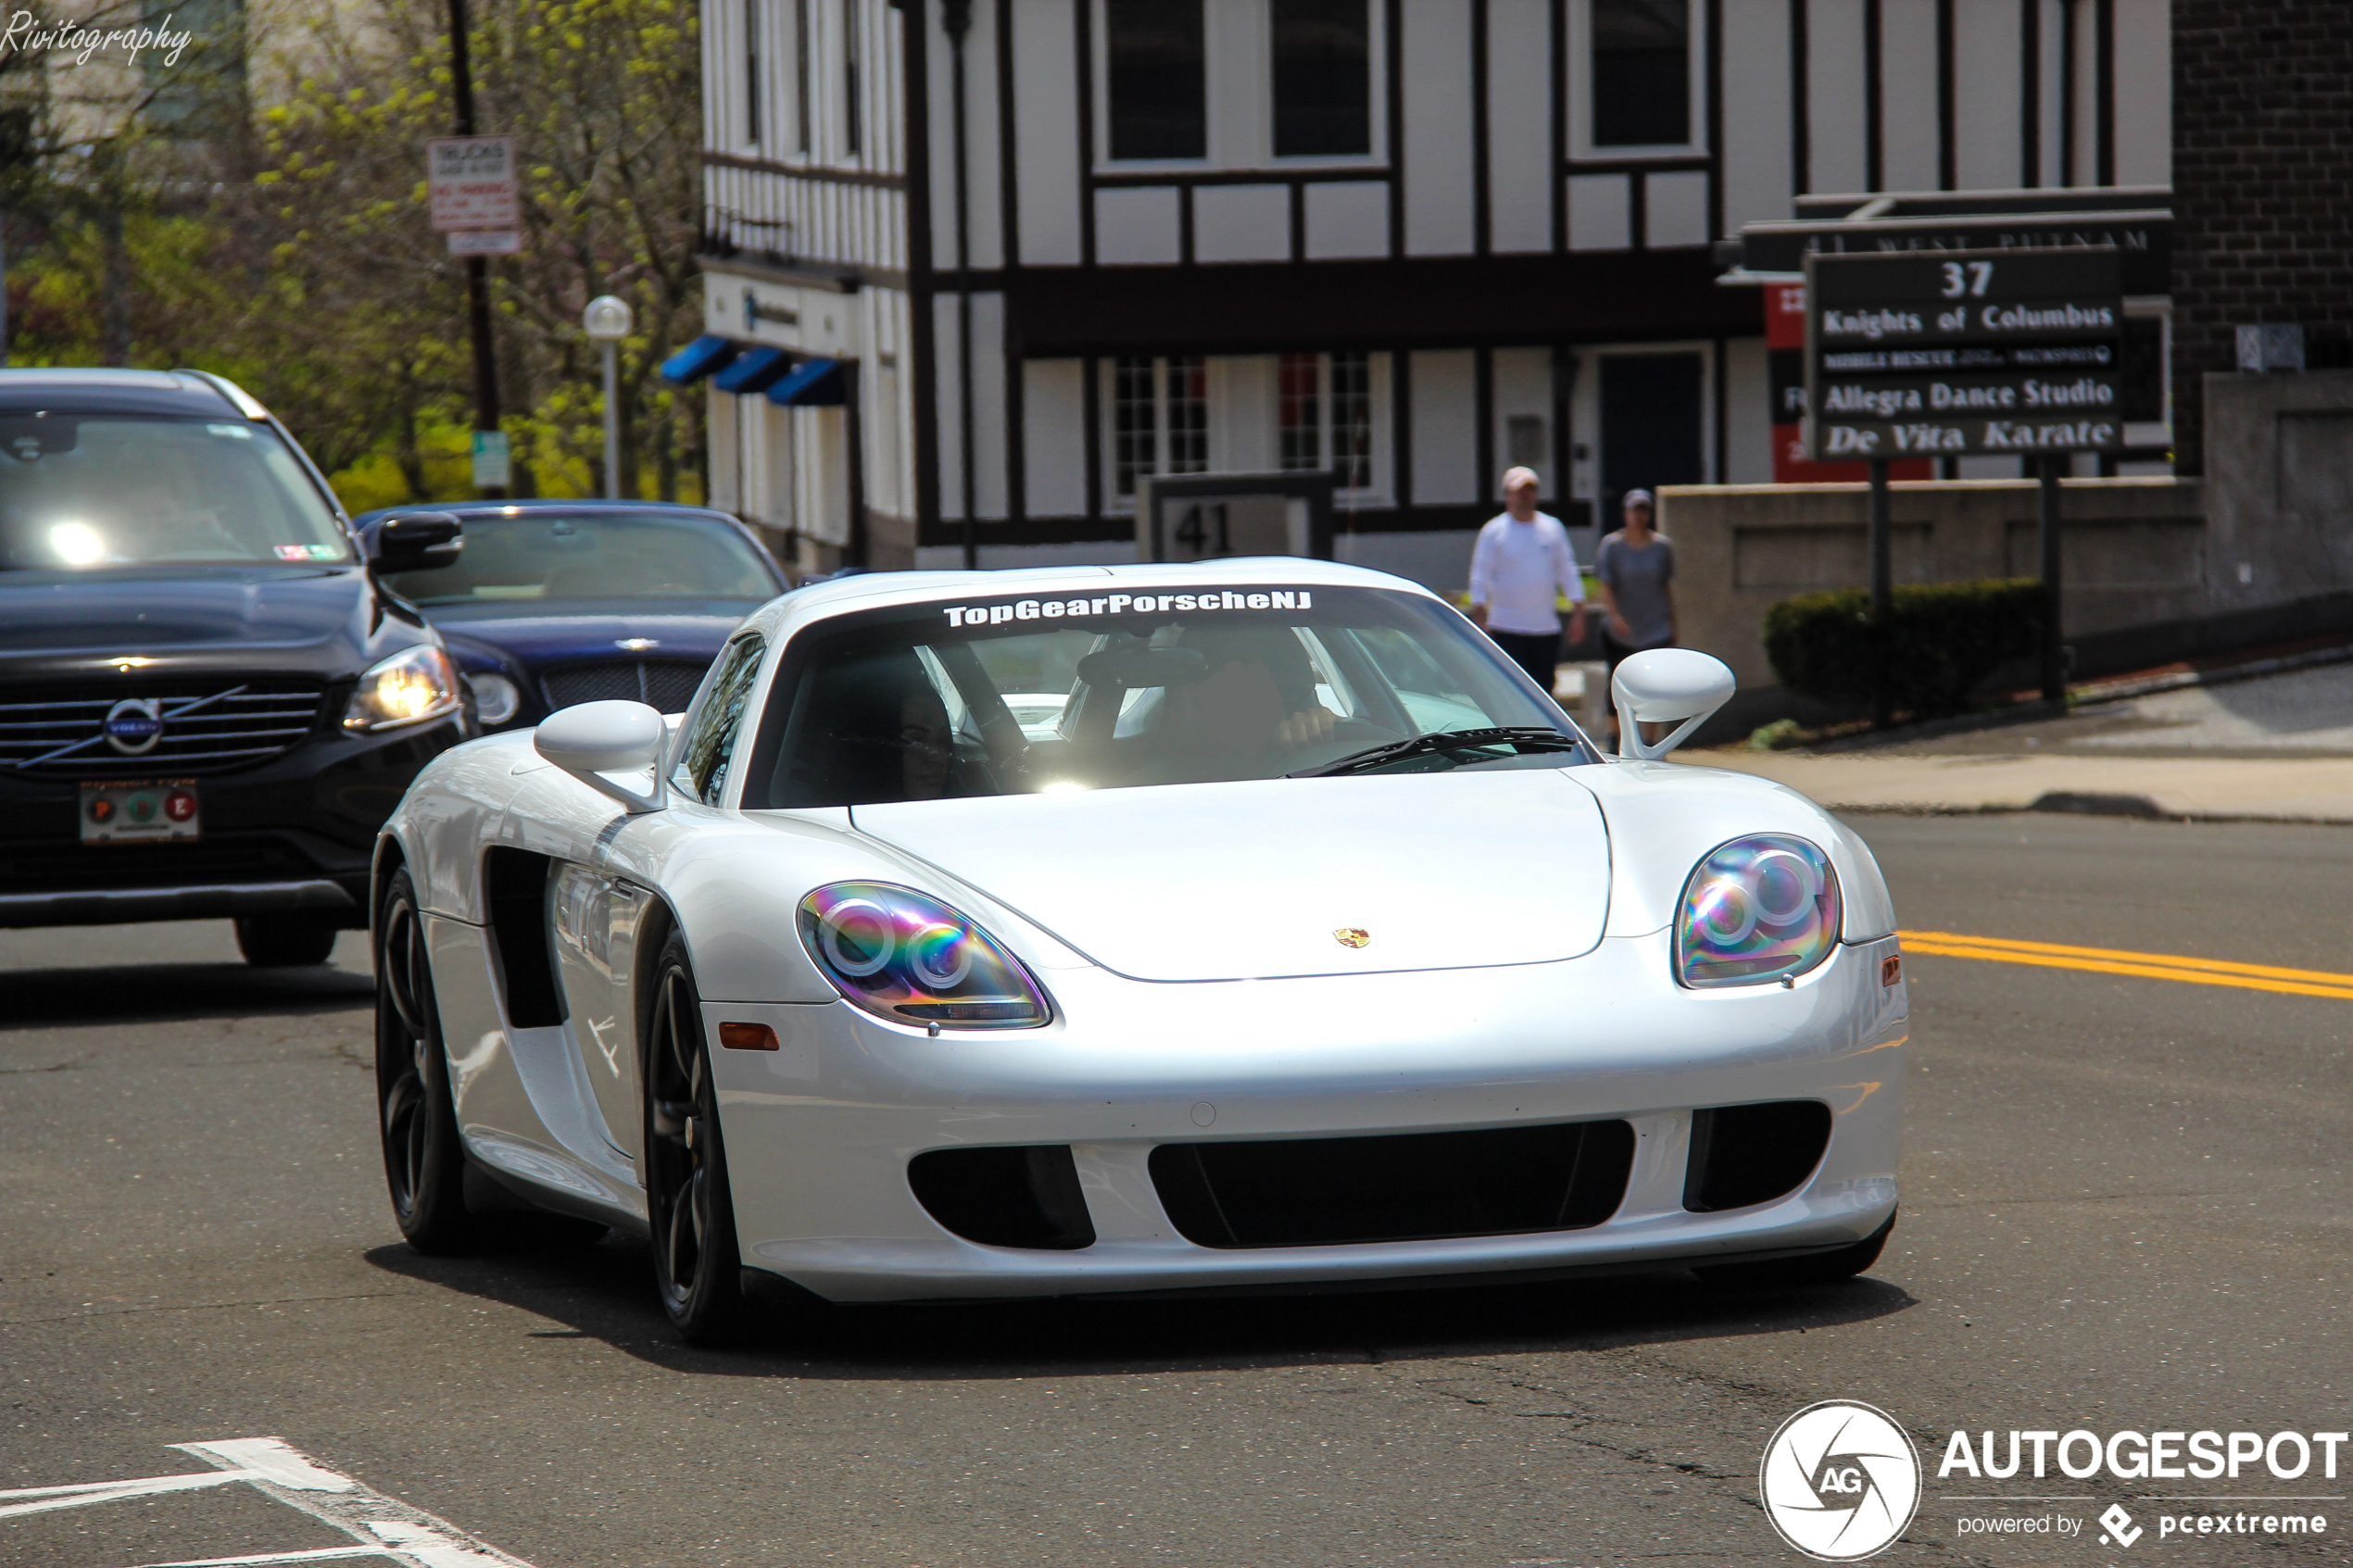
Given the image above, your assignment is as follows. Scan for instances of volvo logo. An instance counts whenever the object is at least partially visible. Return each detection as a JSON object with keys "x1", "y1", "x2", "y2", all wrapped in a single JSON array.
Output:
[{"x1": 103, "y1": 697, "x2": 164, "y2": 756}]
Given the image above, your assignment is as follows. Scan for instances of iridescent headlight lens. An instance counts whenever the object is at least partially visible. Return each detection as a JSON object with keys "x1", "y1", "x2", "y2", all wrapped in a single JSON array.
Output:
[
  {"x1": 797, "y1": 882, "x2": 1049, "y2": 1029},
  {"x1": 1674, "y1": 834, "x2": 1843, "y2": 989}
]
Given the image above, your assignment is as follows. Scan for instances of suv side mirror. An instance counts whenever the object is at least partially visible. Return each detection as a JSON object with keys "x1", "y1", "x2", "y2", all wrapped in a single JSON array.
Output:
[
  {"x1": 368, "y1": 511, "x2": 464, "y2": 572},
  {"x1": 535, "y1": 699, "x2": 668, "y2": 813},
  {"x1": 1611, "y1": 649, "x2": 1736, "y2": 760}
]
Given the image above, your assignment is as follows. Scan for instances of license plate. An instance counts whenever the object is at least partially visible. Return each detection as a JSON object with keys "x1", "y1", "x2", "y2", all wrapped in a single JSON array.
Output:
[{"x1": 80, "y1": 779, "x2": 201, "y2": 844}]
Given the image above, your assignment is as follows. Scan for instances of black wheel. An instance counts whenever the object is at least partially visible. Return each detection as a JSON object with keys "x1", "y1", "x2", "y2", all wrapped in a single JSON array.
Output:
[
  {"x1": 1700, "y1": 1211, "x2": 1895, "y2": 1289},
  {"x1": 236, "y1": 912, "x2": 339, "y2": 967},
  {"x1": 643, "y1": 930, "x2": 751, "y2": 1344},
  {"x1": 375, "y1": 868, "x2": 482, "y2": 1252}
]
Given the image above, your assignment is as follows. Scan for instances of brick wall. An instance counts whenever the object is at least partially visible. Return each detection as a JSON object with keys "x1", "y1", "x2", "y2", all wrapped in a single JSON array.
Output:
[{"x1": 2169, "y1": 3, "x2": 2353, "y2": 474}]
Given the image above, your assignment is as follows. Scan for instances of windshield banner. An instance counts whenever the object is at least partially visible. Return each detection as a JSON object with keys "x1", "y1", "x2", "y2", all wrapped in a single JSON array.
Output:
[{"x1": 941, "y1": 589, "x2": 1315, "y2": 628}]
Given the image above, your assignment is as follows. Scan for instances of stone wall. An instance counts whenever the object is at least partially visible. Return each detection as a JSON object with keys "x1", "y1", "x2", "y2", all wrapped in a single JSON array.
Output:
[{"x1": 1656, "y1": 477, "x2": 2207, "y2": 696}]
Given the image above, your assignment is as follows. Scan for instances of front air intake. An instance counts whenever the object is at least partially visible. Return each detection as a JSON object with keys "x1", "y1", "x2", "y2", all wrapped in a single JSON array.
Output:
[
  {"x1": 1150, "y1": 1120, "x2": 1636, "y2": 1249},
  {"x1": 909, "y1": 1145, "x2": 1096, "y2": 1250},
  {"x1": 1682, "y1": 1100, "x2": 1833, "y2": 1212}
]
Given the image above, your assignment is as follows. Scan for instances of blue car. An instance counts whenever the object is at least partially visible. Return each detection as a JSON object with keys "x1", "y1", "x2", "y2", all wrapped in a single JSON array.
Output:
[{"x1": 356, "y1": 501, "x2": 790, "y2": 733}]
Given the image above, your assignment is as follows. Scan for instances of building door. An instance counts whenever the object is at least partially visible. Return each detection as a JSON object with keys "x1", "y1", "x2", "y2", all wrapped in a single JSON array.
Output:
[{"x1": 1599, "y1": 353, "x2": 1704, "y2": 529}]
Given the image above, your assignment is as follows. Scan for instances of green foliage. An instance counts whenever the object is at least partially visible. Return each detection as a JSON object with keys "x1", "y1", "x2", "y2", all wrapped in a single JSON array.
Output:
[
  {"x1": 3, "y1": 0, "x2": 708, "y2": 509},
  {"x1": 1762, "y1": 579, "x2": 2050, "y2": 720}
]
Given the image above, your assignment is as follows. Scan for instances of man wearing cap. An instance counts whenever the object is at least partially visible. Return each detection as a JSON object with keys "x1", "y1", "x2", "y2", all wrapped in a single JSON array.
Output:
[{"x1": 1468, "y1": 466, "x2": 1588, "y2": 695}]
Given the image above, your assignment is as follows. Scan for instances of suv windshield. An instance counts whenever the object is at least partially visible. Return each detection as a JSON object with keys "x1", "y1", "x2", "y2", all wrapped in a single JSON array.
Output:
[
  {"x1": 0, "y1": 415, "x2": 350, "y2": 570},
  {"x1": 744, "y1": 583, "x2": 1592, "y2": 808},
  {"x1": 383, "y1": 510, "x2": 776, "y2": 605}
]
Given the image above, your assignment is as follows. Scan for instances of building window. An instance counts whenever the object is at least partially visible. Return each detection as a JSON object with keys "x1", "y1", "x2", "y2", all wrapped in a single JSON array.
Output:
[
  {"x1": 842, "y1": 0, "x2": 861, "y2": 155},
  {"x1": 1592, "y1": 0, "x2": 1689, "y2": 147},
  {"x1": 744, "y1": 0, "x2": 761, "y2": 144},
  {"x1": 795, "y1": 0, "x2": 811, "y2": 152},
  {"x1": 1107, "y1": 0, "x2": 1206, "y2": 160},
  {"x1": 1272, "y1": 0, "x2": 1370, "y2": 157},
  {"x1": 1112, "y1": 356, "x2": 1210, "y2": 498},
  {"x1": 1278, "y1": 351, "x2": 1374, "y2": 492}
]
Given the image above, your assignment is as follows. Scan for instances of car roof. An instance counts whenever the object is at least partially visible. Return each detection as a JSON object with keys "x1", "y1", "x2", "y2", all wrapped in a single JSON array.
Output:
[
  {"x1": 0, "y1": 368, "x2": 249, "y2": 420},
  {"x1": 745, "y1": 558, "x2": 1443, "y2": 643}
]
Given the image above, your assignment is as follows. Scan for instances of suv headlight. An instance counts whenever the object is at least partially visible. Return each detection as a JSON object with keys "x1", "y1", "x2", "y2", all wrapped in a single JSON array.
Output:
[
  {"x1": 343, "y1": 645, "x2": 462, "y2": 732},
  {"x1": 797, "y1": 882, "x2": 1050, "y2": 1029},
  {"x1": 1674, "y1": 834, "x2": 1842, "y2": 989}
]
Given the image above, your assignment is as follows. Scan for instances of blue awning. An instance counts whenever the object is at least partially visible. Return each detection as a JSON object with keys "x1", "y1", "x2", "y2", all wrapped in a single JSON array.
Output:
[
  {"x1": 659, "y1": 334, "x2": 740, "y2": 386},
  {"x1": 765, "y1": 357, "x2": 847, "y2": 408},
  {"x1": 711, "y1": 346, "x2": 794, "y2": 395}
]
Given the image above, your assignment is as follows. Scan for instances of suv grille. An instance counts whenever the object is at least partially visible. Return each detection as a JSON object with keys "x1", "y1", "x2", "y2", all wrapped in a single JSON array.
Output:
[
  {"x1": 0, "y1": 680, "x2": 327, "y2": 777},
  {"x1": 543, "y1": 659, "x2": 709, "y2": 714}
]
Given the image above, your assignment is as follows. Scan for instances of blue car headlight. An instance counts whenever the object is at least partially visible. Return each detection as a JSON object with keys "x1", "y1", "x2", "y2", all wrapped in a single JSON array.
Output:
[
  {"x1": 797, "y1": 882, "x2": 1050, "y2": 1029},
  {"x1": 1674, "y1": 834, "x2": 1843, "y2": 989}
]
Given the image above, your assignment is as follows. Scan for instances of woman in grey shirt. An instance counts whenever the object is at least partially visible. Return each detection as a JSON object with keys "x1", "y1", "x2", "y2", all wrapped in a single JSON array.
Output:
[{"x1": 1594, "y1": 490, "x2": 1677, "y2": 745}]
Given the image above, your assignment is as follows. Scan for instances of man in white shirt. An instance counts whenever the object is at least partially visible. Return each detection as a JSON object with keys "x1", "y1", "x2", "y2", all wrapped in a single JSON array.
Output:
[{"x1": 1468, "y1": 466, "x2": 1588, "y2": 695}]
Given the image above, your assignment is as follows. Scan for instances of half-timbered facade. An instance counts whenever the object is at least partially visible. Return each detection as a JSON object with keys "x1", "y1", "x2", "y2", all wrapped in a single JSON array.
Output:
[{"x1": 683, "y1": 0, "x2": 2171, "y2": 577}]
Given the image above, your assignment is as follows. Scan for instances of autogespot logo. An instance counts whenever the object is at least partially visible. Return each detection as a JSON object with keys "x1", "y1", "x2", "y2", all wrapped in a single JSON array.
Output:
[{"x1": 1761, "y1": 1400, "x2": 1922, "y2": 1562}]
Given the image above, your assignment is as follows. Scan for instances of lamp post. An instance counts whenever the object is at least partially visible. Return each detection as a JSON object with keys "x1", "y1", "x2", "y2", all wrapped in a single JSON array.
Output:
[{"x1": 583, "y1": 295, "x2": 634, "y2": 500}]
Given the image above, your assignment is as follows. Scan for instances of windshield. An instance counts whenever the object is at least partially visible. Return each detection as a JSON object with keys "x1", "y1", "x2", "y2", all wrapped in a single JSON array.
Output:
[
  {"x1": 744, "y1": 583, "x2": 1592, "y2": 808},
  {"x1": 0, "y1": 416, "x2": 350, "y2": 571},
  {"x1": 383, "y1": 510, "x2": 776, "y2": 605}
]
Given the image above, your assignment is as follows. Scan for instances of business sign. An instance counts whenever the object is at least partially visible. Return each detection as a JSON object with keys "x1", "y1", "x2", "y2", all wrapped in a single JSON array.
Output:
[
  {"x1": 426, "y1": 136, "x2": 518, "y2": 232},
  {"x1": 1805, "y1": 248, "x2": 2124, "y2": 461},
  {"x1": 1765, "y1": 282, "x2": 1930, "y2": 484},
  {"x1": 1739, "y1": 207, "x2": 2169, "y2": 295}
]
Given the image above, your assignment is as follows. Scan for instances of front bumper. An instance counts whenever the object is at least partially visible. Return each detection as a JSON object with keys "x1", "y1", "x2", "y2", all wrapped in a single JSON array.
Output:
[
  {"x1": 0, "y1": 716, "x2": 466, "y2": 928},
  {"x1": 707, "y1": 929, "x2": 1909, "y2": 1303}
]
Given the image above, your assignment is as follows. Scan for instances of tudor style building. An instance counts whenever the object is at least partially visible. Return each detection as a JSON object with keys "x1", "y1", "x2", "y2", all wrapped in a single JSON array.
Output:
[{"x1": 676, "y1": 0, "x2": 2171, "y2": 578}]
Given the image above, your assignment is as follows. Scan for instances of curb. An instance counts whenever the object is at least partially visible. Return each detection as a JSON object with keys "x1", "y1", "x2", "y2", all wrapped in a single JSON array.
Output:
[{"x1": 2026, "y1": 790, "x2": 2170, "y2": 819}]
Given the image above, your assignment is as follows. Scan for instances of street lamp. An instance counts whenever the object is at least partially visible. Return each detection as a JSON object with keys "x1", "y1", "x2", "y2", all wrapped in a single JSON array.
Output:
[{"x1": 583, "y1": 295, "x2": 634, "y2": 500}]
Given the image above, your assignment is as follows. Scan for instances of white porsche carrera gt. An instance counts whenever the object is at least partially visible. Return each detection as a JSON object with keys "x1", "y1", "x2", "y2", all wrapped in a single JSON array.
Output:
[{"x1": 371, "y1": 559, "x2": 1906, "y2": 1343}]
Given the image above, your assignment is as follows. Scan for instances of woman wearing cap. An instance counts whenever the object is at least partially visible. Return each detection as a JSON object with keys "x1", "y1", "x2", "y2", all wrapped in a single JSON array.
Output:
[
  {"x1": 1467, "y1": 466, "x2": 1588, "y2": 696},
  {"x1": 1594, "y1": 489, "x2": 1678, "y2": 744}
]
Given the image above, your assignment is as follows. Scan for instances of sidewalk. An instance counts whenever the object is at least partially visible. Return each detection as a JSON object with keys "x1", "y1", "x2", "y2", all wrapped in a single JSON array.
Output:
[
  {"x1": 1664, "y1": 646, "x2": 2353, "y2": 824},
  {"x1": 1688, "y1": 748, "x2": 2353, "y2": 822}
]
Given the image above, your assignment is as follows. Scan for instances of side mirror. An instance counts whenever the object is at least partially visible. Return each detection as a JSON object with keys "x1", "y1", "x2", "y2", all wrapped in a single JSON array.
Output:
[
  {"x1": 535, "y1": 699, "x2": 668, "y2": 812},
  {"x1": 368, "y1": 510, "x2": 464, "y2": 572},
  {"x1": 1610, "y1": 648, "x2": 1736, "y2": 761}
]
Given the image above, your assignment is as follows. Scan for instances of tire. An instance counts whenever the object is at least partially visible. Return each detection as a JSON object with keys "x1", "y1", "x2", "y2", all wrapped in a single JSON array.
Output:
[
  {"x1": 1699, "y1": 1210, "x2": 1895, "y2": 1289},
  {"x1": 375, "y1": 868, "x2": 483, "y2": 1252},
  {"x1": 642, "y1": 929, "x2": 752, "y2": 1345},
  {"x1": 236, "y1": 912, "x2": 339, "y2": 967}
]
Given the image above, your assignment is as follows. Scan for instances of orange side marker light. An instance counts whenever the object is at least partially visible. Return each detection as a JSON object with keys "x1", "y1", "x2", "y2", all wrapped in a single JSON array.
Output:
[{"x1": 719, "y1": 1022, "x2": 780, "y2": 1051}]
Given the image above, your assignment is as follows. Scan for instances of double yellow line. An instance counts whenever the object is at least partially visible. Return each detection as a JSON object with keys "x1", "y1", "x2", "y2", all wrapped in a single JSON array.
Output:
[{"x1": 1898, "y1": 930, "x2": 2353, "y2": 1001}]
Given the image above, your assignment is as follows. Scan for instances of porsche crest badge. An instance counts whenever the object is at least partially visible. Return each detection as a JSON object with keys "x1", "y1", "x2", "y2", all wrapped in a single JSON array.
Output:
[{"x1": 1333, "y1": 927, "x2": 1371, "y2": 948}]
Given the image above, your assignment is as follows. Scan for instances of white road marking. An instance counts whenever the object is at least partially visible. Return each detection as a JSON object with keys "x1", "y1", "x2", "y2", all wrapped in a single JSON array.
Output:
[{"x1": 1, "y1": 1437, "x2": 538, "y2": 1568}]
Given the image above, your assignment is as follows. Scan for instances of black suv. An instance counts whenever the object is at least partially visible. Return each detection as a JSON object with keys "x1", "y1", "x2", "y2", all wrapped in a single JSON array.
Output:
[{"x1": 0, "y1": 369, "x2": 471, "y2": 964}]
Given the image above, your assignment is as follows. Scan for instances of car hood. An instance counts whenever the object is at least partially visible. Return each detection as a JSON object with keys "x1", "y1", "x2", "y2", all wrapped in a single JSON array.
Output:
[
  {"x1": 421, "y1": 599, "x2": 761, "y2": 667},
  {"x1": 850, "y1": 770, "x2": 1612, "y2": 982},
  {"x1": 0, "y1": 566, "x2": 366, "y2": 657}
]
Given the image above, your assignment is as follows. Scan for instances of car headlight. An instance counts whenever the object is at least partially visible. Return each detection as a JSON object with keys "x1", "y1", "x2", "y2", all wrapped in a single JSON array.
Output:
[
  {"x1": 342, "y1": 645, "x2": 462, "y2": 732},
  {"x1": 466, "y1": 671, "x2": 522, "y2": 726},
  {"x1": 797, "y1": 882, "x2": 1050, "y2": 1030},
  {"x1": 1674, "y1": 834, "x2": 1842, "y2": 989}
]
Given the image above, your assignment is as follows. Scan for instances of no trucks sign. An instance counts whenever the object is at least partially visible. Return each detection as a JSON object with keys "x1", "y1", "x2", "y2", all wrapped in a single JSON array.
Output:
[{"x1": 1804, "y1": 247, "x2": 2124, "y2": 461}]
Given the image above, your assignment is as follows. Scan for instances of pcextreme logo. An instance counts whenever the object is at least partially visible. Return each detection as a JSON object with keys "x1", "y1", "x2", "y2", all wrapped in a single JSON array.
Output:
[{"x1": 1760, "y1": 1400, "x2": 1923, "y2": 1562}]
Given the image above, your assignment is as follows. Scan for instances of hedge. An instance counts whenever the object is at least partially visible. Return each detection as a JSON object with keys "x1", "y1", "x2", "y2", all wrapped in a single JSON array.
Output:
[{"x1": 1761, "y1": 578, "x2": 2050, "y2": 720}]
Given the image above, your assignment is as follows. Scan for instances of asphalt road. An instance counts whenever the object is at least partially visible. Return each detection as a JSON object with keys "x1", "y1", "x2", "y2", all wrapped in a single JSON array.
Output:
[{"x1": 3, "y1": 814, "x2": 2347, "y2": 1568}]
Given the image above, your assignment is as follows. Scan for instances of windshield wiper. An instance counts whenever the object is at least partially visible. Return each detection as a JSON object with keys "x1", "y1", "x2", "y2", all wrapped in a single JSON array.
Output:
[{"x1": 1288, "y1": 725, "x2": 1585, "y2": 779}]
